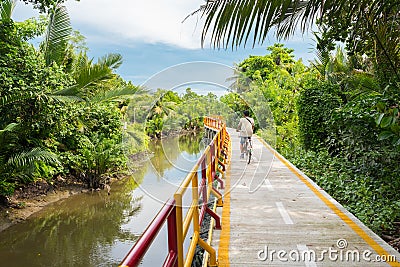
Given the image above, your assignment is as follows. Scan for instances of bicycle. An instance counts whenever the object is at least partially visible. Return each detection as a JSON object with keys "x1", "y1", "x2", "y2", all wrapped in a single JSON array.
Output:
[{"x1": 243, "y1": 137, "x2": 252, "y2": 164}]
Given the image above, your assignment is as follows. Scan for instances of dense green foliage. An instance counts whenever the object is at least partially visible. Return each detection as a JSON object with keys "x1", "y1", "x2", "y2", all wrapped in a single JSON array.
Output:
[
  {"x1": 294, "y1": 68, "x2": 400, "y2": 234},
  {"x1": 0, "y1": 1, "x2": 143, "y2": 196},
  {"x1": 297, "y1": 80, "x2": 342, "y2": 151}
]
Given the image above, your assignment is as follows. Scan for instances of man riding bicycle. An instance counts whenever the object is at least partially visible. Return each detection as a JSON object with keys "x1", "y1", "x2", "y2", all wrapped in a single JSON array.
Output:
[{"x1": 237, "y1": 110, "x2": 254, "y2": 159}]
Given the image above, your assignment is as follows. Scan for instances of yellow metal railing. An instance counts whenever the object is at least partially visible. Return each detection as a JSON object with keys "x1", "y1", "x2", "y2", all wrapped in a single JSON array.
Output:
[
  {"x1": 173, "y1": 117, "x2": 231, "y2": 267},
  {"x1": 119, "y1": 116, "x2": 231, "y2": 267}
]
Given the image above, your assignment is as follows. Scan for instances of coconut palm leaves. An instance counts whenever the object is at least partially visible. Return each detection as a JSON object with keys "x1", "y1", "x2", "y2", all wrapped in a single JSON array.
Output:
[
  {"x1": 89, "y1": 85, "x2": 142, "y2": 103},
  {"x1": 194, "y1": 0, "x2": 322, "y2": 48},
  {"x1": 41, "y1": 0, "x2": 72, "y2": 66},
  {"x1": 195, "y1": 0, "x2": 399, "y2": 57},
  {"x1": 72, "y1": 53, "x2": 123, "y2": 94}
]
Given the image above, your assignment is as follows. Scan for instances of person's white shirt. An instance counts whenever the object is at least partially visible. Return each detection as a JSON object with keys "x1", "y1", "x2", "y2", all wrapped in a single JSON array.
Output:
[{"x1": 238, "y1": 116, "x2": 254, "y2": 137}]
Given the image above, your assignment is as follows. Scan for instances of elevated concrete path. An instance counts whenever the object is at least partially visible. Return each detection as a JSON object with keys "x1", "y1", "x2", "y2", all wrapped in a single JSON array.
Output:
[{"x1": 211, "y1": 128, "x2": 400, "y2": 266}]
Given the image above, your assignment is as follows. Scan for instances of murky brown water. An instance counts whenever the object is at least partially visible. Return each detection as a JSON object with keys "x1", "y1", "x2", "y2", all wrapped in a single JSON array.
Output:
[{"x1": 0, "y1": 133, "x2": 205, "y2": 267}]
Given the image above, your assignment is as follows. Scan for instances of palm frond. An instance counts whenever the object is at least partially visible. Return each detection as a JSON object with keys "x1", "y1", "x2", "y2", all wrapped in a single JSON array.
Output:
[
  {"x1": 197, "y1": 0, "x2": 324, "y2": 48},
  {"x1": 89, "y1": 85, "x2": 142, "y2": 103},
  {"x1": 182, "y1": 1, "x2": 208, "y2": 23},
  {"x1": 7, "y1": 147, "x2": 60, "y2": 169},
  {"x1": 52, "y1": 84, "x2": 81, "y2": 97},
  {"x1": 45, "y1": 94, "x2": 83, "y2": 103},
  {"x1": 74, "y1": 60, "x2": 114, "y2": 90},
  {"x1": 69, "y1": 52, "x2": 92, "y2": 76},
  {"x1": 66, "y1": 53, "x2": 126, "y2": 98},
  {"x1": 0, "y1": 89, "x2": 82, "y2": 111},
  {"x1": 41, "y1": 1, "x2": 72, "y2": 66},
  {"x1": 0, "y1": 0, "x2": 15, "y2": 22},
  {"x1": 97, "y1": 53, "x2": 123, "y2": 70},
  {"x1": 0, "y1": 91, "x2": 35, "y2": 107}
]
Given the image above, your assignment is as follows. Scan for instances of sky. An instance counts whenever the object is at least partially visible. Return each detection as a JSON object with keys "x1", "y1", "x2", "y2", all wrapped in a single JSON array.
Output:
[{"x1": 12, "y1": 0, "x2": 317, "y2": 88}]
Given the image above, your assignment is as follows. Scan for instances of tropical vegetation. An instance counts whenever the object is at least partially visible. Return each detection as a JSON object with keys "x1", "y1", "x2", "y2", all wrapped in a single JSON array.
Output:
[
  {"x1": 0, "y1": 0, "x2": 142, "y2": 197},
  {"x1": 0, "y1": 0, "x2": 230, "y2": 200}
]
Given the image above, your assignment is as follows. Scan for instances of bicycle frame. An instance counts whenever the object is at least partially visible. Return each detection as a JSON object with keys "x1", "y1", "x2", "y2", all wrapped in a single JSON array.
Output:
[{"x1": 243, "y1": 137, "x2": 252, "y2": 164}]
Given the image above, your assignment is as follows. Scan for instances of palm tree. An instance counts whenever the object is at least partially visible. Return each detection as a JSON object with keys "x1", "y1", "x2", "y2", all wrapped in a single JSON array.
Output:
[
  {"x1": 226, "y1": 64, "x2": 252, "y2": 93},
  {"x1": 189, "y1": 0, "x2": 326, "y2": 48},
  {"x1": 311, "y1": 45, "x2": 351, "y2": 83}
]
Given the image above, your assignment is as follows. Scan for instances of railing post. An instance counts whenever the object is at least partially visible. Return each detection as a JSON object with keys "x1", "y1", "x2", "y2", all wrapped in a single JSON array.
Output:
[
  {"x1": 207, "y1": 145, "x2": 212, "y2": 185},
  {"x1": 210, "y1": 143, "x2": 216, "y2": 184},
  {"x1": 201, "y1": 159, "x2": 207, "y2": 184},
  {"x1": 174, "y1": 193, "x2": 184, "y2": 267},
  {"x1": 216, "y1": 131, "x2": 221, "y2": 165},
  {"x1": 192, "y1": 172, "x2": 200, "y2": 233},
  {"x1": 165, "y1": 206, "x2": 178, "y2": 267}
]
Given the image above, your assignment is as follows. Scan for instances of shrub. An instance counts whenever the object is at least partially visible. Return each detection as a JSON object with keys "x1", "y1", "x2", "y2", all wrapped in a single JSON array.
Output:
[{"x1": 297, "y1": 80, "x2": 342, "y2": 151}]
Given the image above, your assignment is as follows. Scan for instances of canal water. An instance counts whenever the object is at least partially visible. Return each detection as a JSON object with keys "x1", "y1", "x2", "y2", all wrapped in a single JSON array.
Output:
[{"x1": 0, "y1": 133, "x2": 206, "y2": 267}]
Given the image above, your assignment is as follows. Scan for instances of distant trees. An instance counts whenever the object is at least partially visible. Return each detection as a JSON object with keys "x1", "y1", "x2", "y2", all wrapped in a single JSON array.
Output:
[{"x1": 143, "y1": 88, "x2": 228, "y2": 138}]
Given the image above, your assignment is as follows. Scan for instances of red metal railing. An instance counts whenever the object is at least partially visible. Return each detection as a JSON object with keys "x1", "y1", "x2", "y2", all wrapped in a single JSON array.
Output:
[
  {"x1": 119, "y1": 117, "x2": 230, "y2": 267},
  {"x1": 119, "y1": 199, "x2": 177, "y2": 266}
]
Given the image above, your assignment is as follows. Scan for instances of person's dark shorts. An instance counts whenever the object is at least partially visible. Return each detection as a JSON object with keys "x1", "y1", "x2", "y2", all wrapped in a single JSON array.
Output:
[{"x1": 240, "y1": 136, "x2": 251, "y2": 144}]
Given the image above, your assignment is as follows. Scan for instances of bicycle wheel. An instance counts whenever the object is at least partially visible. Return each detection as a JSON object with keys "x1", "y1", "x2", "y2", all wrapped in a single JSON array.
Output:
[
  {"x1": 242, "y1": 140, "x2": 247, "y2": 159},
  {"x1": 247, "y1": 138, "x2": 252, "y2": 164}
]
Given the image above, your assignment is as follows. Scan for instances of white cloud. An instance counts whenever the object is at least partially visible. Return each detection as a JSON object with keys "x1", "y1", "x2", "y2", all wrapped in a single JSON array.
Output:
[
  {"x1": 12, "y1": 0, "x2": 316, "y2": 53},
  {"x1": 65, "y1": 0, "x2": 205, "y2": 49}
]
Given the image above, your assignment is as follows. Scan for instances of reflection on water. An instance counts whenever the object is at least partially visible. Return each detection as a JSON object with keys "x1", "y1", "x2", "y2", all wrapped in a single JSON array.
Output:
[
  {"x1": 148, "y1": 132, "x2": 205, "y2": 179},
  {"x1": 0, "y1": 132, "x2": 204, "y2": 267}
]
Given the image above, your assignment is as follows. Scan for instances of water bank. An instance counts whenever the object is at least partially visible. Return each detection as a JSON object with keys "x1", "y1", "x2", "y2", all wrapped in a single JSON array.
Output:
[{"x1": 0, "y1": 151, "x2": 150, "y2": 233}]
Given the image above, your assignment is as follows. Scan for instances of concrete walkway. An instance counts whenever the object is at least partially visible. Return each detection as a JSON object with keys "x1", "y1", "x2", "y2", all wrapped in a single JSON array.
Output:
[{"x1": 211, "y1": 129, "x2": 400, "y2": 267}]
